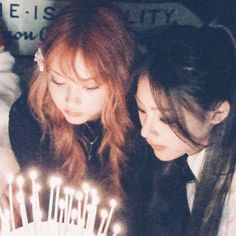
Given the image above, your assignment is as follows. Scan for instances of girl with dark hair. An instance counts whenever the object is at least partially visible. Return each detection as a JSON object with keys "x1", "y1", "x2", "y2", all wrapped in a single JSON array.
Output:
[
  {"x1": 8, "y1": 1, "x2": 152, "y2": 231},
  {"x1": 135, "y1": 25, "x2": 236, "y2": 235}
]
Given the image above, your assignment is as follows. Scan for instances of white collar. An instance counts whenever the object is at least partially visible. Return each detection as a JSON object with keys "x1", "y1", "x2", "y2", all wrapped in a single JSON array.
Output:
[{"x1": 187, "y1": 149, "x2": 206, "y2": 180}]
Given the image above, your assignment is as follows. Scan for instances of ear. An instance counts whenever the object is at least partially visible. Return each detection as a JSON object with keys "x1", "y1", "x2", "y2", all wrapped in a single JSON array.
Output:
[{"x1": 210, "y1": 101, "x2": 230, "y2": 124}]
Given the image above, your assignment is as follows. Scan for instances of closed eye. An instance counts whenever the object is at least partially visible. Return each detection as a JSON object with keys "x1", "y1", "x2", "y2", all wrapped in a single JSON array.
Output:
[
  {"x1": 137, "y1": 106, "x2": 146, "y2": 114},
  {"x1": 160, "y1": 118, "x2": 177, "y2": 125},
  {"x1": 50, "y1": 76, "x2": 65, "y2": 85},
  {"x1": 83, "y1": 85, "x2": 100, "y2": 91}
]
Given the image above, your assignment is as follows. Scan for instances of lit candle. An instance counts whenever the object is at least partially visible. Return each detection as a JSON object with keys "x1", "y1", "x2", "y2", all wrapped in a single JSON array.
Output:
[
  {"x1": 97, "y1": 209, "x2": 108, "y2": 236},
  {"x1": 7, "y1": 173, "x2": 15, "y2": 230},
  {"x1": 64, "y1": 187, "x2": 69, "y2": 222},
  {"x1": 112, "y1": 223, "x2": 121, "y2": 236},
  {"x1": 82, "y1": 183, "x2": 90, "y2": 227},
  {"x1": 29, "y1": 170, "x2": 37, "y2": 222},
  {"x1": 54, "y1": 177, "x2": 62, "y2": 221},
  {"x1": 0, "y1": 205, "x2": 4, "y2": 224},
  {"x1": 85, "y1": 204, "x2": 93, "y2": 231},
  {"x1": 3, "y1": 209, "x2": 11, "y2": 233},
  {"x1": 90, "y1": 190, "x2": 99, "y2": 233},
  {"x1": 67, "y1": 188, "x2": 75, "y2": 223},
  {"x1": 70, "y1": 208, "x2": 77, "y2": 225},
  {"x1": 76, "y1": 191, "x2": 83, "y2": 224},
  {"x1": 16, "y1": 191, "x2": 28, "y2": 226},
  {"x1": 48, "y1": 177, "x2": 56, "y2": 221},
  {"x1": 35, "y1": 183, "x2": 41, "y2": 221},
  {"x1": 16, "y1": 176, "x2": 28, "y2": 226},
  {"x1": 59, "y1": 199, "x2": 65, "y2": 223},
  {"x1": 0, "y1": 206, "x2": 5, "y2": 234},
  {"x1": 16, "y1": 175, "x2": 24, "y2": 193},
  {"x1": 103, "y1": 199, "x2": 117, "y2": 235}
]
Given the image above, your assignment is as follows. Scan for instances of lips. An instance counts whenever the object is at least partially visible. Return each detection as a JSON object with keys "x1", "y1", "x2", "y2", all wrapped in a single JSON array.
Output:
[
  {"x1": 64, "y1": 109, "x2": 82, "y2": 117},
  {"x1": 146, "y1": 139, "x2": 165, "y2": 151}
]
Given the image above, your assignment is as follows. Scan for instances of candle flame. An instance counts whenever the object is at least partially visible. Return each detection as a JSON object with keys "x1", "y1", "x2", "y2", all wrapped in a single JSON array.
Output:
[
  {"x1": 16, "y1": 176, "x2": 24, "y2": 188},
  {"x1": 7, "y1": 174, "x2": 14, "y2": 184},
  {"x1": 82, "y1": 182, "x2": 90, "y2": 193},
  {"x1": 76, "y1": 191, "x2": 83, "y2": 201},
  {"x1": 100, "y1": 209, "x2": 108, "y2": 219},
  {"x1": 110, "y1": 199, "x2": 117, "y2": 208},
  {"x1": 113, "y1": 223, "x2": 121, "y2": 234},
  {"x1": 29, "y1": 170, "x2": 37, "y2": 180}
]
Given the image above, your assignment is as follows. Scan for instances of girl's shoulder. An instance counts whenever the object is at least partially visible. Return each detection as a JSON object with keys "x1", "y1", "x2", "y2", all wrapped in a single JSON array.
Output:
[{"x1": 9, "y1": 91, "x2": 48, "y2": 168}]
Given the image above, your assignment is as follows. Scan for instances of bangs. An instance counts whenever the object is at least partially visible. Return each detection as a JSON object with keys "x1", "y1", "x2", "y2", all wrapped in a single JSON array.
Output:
[
  {"x1": 45, "y1": 41, "x2": 107, "y2": 84},
  {"x1": 149, "y1": 78, "x2": 176, "y2": 121},
  {"x1": 149, "y1": 78, "x2": 202, "y2": 147}
]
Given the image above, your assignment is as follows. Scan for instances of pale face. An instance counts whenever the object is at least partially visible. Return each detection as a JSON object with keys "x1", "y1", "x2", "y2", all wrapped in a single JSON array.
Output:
[
  {"x1": 136, "y1": 75, "x2": 214, "y2": 161},
  {"x1": 47, "y1": 52, "x2": 109, "y2": 125}
]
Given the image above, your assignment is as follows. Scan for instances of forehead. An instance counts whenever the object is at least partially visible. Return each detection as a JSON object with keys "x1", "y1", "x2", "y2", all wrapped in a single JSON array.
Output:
[
  {"x1": 74, "y1": 51, "x2": 93, "y2": 80},
  {"x1": 136, "y1": 75, "x2": 157, "y2": 107},
  {"x1": 49, "y1": 50, "x2": 95, "y2": 81},
  {"x1": 137, "y1": 74, "x2": 175, "y2": 115}
]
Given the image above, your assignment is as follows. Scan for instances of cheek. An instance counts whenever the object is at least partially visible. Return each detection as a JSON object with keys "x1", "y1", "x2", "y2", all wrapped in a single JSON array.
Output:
[
  {"x1": 48, "y1": 85, "x2": 64, "y2": 107},
  {"x1": 95, "y1": 88, "x2": 109, "y2": 107},
  {"x1": 138, "y1": 112, "x2": 146, "y2": 126},
  {"x1": 165, "y1": 128, "x2": 190, "y2": 151}
]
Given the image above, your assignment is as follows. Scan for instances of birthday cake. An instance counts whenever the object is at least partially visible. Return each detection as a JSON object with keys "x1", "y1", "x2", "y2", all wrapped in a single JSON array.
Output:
[{"x1": 1, "y1": 170, "x2": 121, "y2": 236}]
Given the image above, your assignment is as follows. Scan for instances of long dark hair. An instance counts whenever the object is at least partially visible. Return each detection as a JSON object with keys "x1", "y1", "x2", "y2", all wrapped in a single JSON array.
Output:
[{"x1": 137, "y1": 25, "x2": 236, "y2": 235}]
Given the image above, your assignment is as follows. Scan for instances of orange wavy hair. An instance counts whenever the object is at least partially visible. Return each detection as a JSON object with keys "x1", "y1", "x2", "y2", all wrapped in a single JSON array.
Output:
[{"x1": 29, "y1": 1, "x2": 136, "y2": 197}]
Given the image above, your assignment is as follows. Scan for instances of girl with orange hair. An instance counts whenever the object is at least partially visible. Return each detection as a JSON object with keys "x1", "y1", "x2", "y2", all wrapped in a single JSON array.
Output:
[{"x1": 8, "y1": 2, "x2": 151, "y2": 229}]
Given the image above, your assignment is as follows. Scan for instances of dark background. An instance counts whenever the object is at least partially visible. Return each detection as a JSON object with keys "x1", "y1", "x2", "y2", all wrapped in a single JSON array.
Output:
[{"x1": 6, "y1": 0, "x2": 236, "y2": 88}]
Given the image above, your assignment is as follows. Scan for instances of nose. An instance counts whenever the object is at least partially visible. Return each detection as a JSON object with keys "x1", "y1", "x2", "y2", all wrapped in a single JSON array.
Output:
[
  {"x1": 141, "y1": 116, "x2": 154, "y2": 139},
  {"x1": 65, "y1": 86, "x2": 81, "y2": 108}
]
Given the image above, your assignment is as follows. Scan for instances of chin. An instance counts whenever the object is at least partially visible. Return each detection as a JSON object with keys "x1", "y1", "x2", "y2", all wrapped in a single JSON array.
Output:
[
  {"x1": 153, "y1": 150, "x2": 180, "y2": 162},
  {"x1": 65, "y1": 116, "x2": 87, "y2": 125}
]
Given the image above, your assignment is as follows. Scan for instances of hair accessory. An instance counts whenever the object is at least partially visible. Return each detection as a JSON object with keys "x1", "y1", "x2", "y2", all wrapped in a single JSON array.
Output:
[{"x1": 34, "y1": 48, "x2": 44, "y2": 72}]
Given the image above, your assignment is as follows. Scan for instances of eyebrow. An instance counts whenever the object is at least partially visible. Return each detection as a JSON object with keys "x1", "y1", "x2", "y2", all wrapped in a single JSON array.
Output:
[
  {"x1": 49, "y1": 69, "x2": 95, "y2": 82},
  {"x1": 135, "y1": 95, "x2": 158, "y2": 111}
]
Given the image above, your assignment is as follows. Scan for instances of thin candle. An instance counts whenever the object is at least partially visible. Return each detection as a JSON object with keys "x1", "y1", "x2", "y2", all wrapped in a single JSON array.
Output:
[
  {"x1": 103, "y1": 199, "x2": 117, "y2": 235},
  {"x1": 3, "y1": 209, "x2": 11, "y2": 233},
  {"x1": 29, "y1": 170, "x2": 37, "y2": 222},
  {"x1": 82, "y1": 183, "x2": 90, "y2": 227},
  {"x1": 16, "y1": 192, "x2": 28, "y2": 226},
  {"x1": 0, "y1": 209, "x2": 5, "y2": 234},
  {"x1": 64, "y1": 187, "x2": 69, "y2": 223},
  {"x1": 7, "y1": 174, "x2": 15, "y2": 230},
  {"x1": 16, "y1": 176, "x2": 28, "y2": 226},
  {"x1": 35, "y1": 183, "x2": 41, "y2": 221},
  {"x1": 0, "y1": 205, "x2": 4, "y2": 224},
  {"x1": 85, "y1": 204, "x2": 93, "y2": 231},
  {"x1": 16, "y1": 176, "x2": 24, "y2": 193},
  {"x1": 59, "y1": 199, "x2": 65, "y2": 223},
  {"x1": 76, "y1": 191, "x2": 83, "y2": 224},
  {"x1": 67, "y1": 188, "x2": 75, "y2": 223},
  {"x1": 48, "y1": 177, "x2": 56, "y2": 221},
  {"x1": 70, "y1": 208, "x2": 77, "y2": 224},
  {"x1": 97, "y1": 209, "x2": 108, "y2": 236},
  {"x1": 112, "y1": 223, "x2": 121, "y2": 236},
  {"x1": 54, "y1": 177, "x2": 62, "y2": 221},
  {"x1": 90, "y1": 193, "x2": 99, "y2": 233}
]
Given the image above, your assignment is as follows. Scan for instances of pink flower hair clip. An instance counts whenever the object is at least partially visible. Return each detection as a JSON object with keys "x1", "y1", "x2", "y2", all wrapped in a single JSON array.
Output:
[{"x1": 34, "y1": 48, "x2": 44, "y2": 72}]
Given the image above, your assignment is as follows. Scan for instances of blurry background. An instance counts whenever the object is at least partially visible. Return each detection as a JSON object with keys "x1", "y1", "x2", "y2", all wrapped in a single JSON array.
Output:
[{"x1": 0, "y1": 0, "x2": 235, "y2": 88}]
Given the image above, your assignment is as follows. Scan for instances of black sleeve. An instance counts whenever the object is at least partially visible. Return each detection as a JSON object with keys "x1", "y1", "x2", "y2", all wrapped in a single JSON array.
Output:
[
  {"x1": 9, "y1": 92, "x2": 50, "y2": 169},
  {"x1": 121, "y1": 135, "x2": 161, "y2": 236}
]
